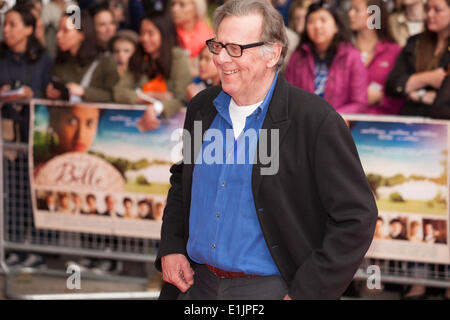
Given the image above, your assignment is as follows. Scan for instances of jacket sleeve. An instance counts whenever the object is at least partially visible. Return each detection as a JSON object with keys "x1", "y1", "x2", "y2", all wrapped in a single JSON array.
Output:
[
  {"x1": 113, "y1": 73, "x2": 148, "y2": 105},
  {"x1": 385, "y1": 37, "x2": 416, "y2": 98},
  {"x1": 40, "y1": 52, "x2": 54, "y2": 98},
  {"x1": 113, "y1": 81, "x2": 138, "y2": 105},
  {"x1": 84, "y1": 55, "x2": 120, "y2": 103},
  {"x1": 50, "y1": 63, "x2": 66, "y2": 83},
  {"x1": 289, "y1": 111, "x2": 378, "y2": 300},
  {"x1": 338, "y1": 54, "x2": 369, "y2": 113},
  {"x1": 162, "y1": 48, "x2": 193, "y2": 118},
  {"x1": 429, "y1": 75, "x2": 450, "y2": 119},
  {"x1": 154, "y1": 92, "x2": 202, "y2": 271},
  {"x1": 376, "y1": 45, "x2": 405, "y2": 114},
  {"x1": 154, "y1": 161, "x2": 187, "y2": 272}
]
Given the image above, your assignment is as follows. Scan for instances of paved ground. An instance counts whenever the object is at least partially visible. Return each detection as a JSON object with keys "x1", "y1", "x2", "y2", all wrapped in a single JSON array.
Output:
[
  {"x1": 0, "y1": 261, "x2": 446, "y2": 300},
  {"x1": 0, "y1": 256, "x2": 163, "y2": 300},
  {"x1": 1, "y1": 267, "x2": 401, "y2": 300},
  {"x1": 0, "y1": 272, "x2": 401, "y2": 300}
]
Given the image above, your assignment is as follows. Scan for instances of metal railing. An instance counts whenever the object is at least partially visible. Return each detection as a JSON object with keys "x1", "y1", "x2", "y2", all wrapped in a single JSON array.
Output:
[
  {"x1": 1, "y1": 101, "x2": 161, "y2": 299},
  {"x1": 1, "y1": 101, "x2": 449, "y2": 299}
]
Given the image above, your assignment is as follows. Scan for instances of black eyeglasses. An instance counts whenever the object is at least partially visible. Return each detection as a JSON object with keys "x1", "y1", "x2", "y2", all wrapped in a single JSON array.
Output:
[{"x1": 206, "y1": 38, "x2": 265, "y2": 58}]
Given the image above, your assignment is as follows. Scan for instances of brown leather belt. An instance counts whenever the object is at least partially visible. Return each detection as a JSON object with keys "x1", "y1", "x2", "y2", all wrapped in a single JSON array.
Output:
[{"x1": 206, "y1": 264, "x2": 261, "y2": 279}]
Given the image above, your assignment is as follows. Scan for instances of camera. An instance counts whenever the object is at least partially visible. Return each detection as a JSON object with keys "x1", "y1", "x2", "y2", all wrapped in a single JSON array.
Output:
[{"x1": 10, "y1": 80, "x2": 23, "y2": 90}]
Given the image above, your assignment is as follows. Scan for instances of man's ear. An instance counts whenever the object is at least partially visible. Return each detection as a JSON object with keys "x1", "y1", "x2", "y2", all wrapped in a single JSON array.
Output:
[{"x1": 266, "y1": 43, "x2": 282, "y2": 69}]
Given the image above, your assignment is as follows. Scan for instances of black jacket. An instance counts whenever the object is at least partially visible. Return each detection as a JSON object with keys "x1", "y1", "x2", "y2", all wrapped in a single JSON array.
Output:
[
  {"x1": 155, "y1": 75, "x2": 378, "y2": 300},
  {"x1": 430, "y1": 75, "x2": 450, "y2": 119},
  {"x1": 386, "y1": 33, "x2": 450, "y2": 116},
  {"x1": 0, "y1": 48, "x2": 53, "y2": 99}
]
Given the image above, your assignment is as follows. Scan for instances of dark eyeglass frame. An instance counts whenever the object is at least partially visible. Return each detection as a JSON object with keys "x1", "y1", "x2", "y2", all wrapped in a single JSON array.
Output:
[{"x1": 206, "y1": 38, "x2": 266, "y2": 58}]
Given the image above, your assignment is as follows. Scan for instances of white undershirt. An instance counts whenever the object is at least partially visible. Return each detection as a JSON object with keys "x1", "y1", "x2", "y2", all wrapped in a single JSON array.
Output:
[
  {"x1": 229, "y1": 98, "x2": 263, "y2": 139},
  {"x1": 407, "y1": 20, "x2": 424, "y2": 37}
]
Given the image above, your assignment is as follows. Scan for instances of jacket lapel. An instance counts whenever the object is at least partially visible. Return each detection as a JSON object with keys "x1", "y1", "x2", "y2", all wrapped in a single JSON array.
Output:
[
  {"x1": 184, "y1": 79, "x2": 292, "y2": 208},
  {"x1": 184, "y1": 96, "x2": 219, "y2": 180},
  {"x1": 252, "y1": 76, "x2": 292, "y2": 197},
  {"x1": 183, "y1": 92, "x2": 219, "y2": 234},
  {"x1": 195, "y1": 100, "x2": 218, "y2": 134}
]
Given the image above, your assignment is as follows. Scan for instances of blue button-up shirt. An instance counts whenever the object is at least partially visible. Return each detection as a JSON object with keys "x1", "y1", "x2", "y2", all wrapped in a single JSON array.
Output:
[{"x1": 187, "y1": 73, "x2": 280, "y2": 276}]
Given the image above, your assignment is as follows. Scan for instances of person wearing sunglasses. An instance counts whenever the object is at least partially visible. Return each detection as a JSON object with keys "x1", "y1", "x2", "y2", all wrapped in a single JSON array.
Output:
[{"x1": 156, "y1": 0, "x2": 377, "y2": 300}]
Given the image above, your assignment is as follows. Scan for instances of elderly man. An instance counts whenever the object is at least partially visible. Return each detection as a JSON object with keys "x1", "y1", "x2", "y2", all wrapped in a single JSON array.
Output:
[{"x1": 155, "y1": 0, "x2": 377, "y2": 300}]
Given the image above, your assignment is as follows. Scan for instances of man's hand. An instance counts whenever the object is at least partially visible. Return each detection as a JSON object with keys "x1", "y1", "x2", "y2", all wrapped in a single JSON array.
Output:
[
  {"x1": 368, "y1": 86, "x2": 383, "y2": 105},
  {"x1": 46, "y1": 83, "x2": 62, "y2": 99},
  {"x1": 161, "y1": 254, "x2": 195, "y2": 293},
  {"x1": 427, "y1": 68, "x2": 446, "y2": 89},
  {"x1": 21, "y1": 85, "x2": 34, "y2": 99},
  {"x1": 422, "y1": 90, "x2": 437, "y2": 105},
  {"x1": 0, "y1": 84, "x2": 34, "y2": 102},
  {"x1": 284, "y1": 294, "x2": 292, "y2": 300},
  {"x1": 137, "y1": 104, "x2": 161, "y2": 131},
  {"x1": 409, "y1": 90, "x2": 437, "y2": 105},
  {"x1": 66, "y1": 82, "x2": 85, "y2": 97}
]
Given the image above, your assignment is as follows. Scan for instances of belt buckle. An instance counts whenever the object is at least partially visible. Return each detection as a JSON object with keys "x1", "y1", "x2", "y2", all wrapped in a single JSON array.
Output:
[
  {"x1": 212, "y1": 266, "x2": 227, "y2": 278},
  {"x1": 208, "y1": 265, "x2": 228, "y2": 278}
]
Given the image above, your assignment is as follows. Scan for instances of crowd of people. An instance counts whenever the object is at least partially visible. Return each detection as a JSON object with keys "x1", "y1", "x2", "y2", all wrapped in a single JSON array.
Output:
[
  {"x1": 0, "y1": 0, "x2": 448, "y2": 118},
  {"x1": 0, "y1": 0, "x2": 449, "y2": 298}
]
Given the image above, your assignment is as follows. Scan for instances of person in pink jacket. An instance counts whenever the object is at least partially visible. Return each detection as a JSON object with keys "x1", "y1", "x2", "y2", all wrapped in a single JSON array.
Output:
[
  {"x1": 285, "y1": 1, "x2": 368, "y2": 114},
  {"x1": 349, "y1": 0, "x2": 404, "y2": 115}
]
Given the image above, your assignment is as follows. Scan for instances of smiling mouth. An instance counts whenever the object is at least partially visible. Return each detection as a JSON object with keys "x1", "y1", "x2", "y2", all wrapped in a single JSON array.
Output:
[{"x1": 223, "y1": 70, "x2": 239, "y2": 75}]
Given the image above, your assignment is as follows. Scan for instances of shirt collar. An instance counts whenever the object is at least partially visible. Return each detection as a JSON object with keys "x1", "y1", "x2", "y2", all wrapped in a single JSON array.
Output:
[{"x1": 213, "y1": 72, "x2": 279, "y2": 117}]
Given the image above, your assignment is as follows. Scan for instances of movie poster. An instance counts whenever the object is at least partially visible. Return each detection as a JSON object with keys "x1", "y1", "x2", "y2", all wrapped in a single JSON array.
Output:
[
  {"x1": 344, "y1": 115, "x2": 450, "y2": 264},
  {"x1": 29, "y1": 99, "x2": 185, "y2": 239}
]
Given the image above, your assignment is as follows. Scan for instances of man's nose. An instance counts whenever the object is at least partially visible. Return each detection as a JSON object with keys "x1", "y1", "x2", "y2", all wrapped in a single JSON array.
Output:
[{"x1": 215, "y1": 47, "x2": 232, "y2": 64}]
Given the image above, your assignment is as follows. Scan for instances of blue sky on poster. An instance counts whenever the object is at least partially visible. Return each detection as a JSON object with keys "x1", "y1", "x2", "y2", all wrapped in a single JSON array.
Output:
[
  {"x1": 350, "y1": 121, "x2": 448, "y2": 178},
  {"x1": 34, "y1": 105, "x2": 184, "y2": 162}
]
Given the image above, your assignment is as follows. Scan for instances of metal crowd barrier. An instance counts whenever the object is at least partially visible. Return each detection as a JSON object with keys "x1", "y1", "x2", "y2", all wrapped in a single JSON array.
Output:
[
  {"x1": 355, "y1": 259, "x2": 450, "y2": 289},
  {"x1": 0, "y1": 100, "x2": 161, "y2": 299},
  {"x1": 1, "y1": 100, "x2": 449, "y2": 300}
]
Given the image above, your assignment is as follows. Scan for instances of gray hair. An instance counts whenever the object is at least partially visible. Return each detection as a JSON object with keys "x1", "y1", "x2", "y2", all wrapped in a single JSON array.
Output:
[{"x1": 212, "y1": 0, "x2": 288, "y2": 71}]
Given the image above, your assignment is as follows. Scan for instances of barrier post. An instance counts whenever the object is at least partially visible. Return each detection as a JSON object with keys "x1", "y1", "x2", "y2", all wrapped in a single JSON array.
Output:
[
  {"x1": 0, "y1": 102, "x2": 6, "y2": 275},
  {"x1": 0, "y1": 100, "x2": 163, "y2": 299},
  {"x1": 1, "y1": 100, "x2": 449, "y2": 299}
]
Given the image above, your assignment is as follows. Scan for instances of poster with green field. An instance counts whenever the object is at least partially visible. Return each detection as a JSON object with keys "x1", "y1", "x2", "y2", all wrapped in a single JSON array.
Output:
[
  {"x1": 29, "y1": 99, "x2": 185, "y2": 239},
  {"x1": 345, "y1": 115, "x2": 450, "y2": 264}
]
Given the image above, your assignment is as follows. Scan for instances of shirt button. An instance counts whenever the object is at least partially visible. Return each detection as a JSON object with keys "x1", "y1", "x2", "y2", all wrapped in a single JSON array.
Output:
[
  {"x1": 216, "y1": 213, "x2": 220, "y2": 218},
  {"x1": 221, "y1": 182, "x2": 226, "y2": 187},
  {"x1": 212, "y1": 244, "x2": 216, "y2": 249},
  {"x1": 227, "y1": 153, "x2": 232, "y2": 158}
]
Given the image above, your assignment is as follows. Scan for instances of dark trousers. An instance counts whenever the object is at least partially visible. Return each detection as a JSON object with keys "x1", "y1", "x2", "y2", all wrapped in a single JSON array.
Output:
[{"x1": 177, "y1": 264, "x2": 288, "y2": 300}]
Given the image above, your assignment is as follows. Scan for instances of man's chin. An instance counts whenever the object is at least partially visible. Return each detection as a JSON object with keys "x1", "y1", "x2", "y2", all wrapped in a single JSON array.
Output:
[{"x1": 221, "y1": 85, "x2": 238, "y2": 97}]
